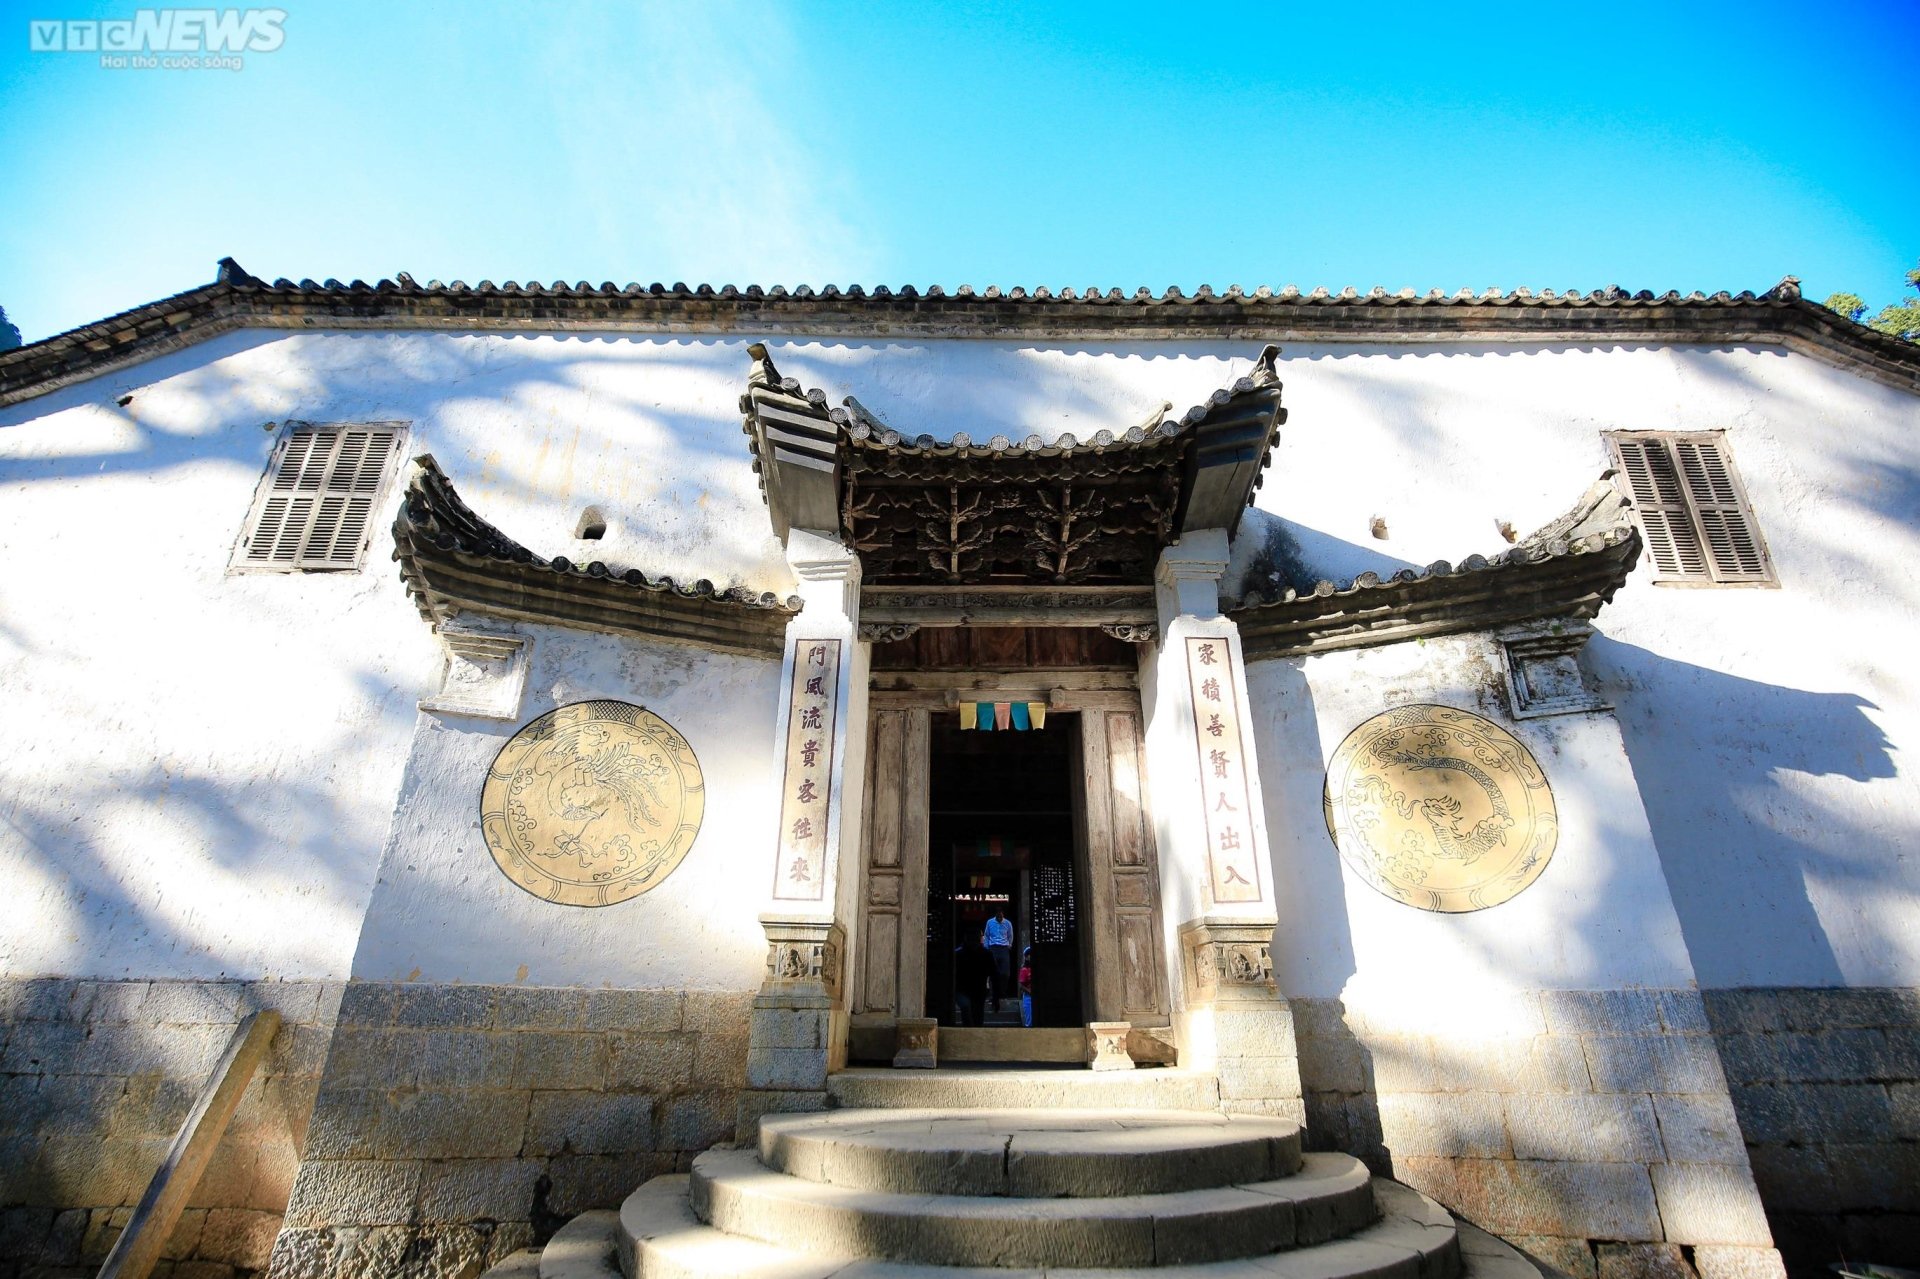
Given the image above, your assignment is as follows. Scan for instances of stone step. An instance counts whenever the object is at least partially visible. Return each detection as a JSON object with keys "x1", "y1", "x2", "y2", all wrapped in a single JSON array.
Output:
[
  {"x1": 827, "y1": 1067, "x2": 1222, "y2": 1113},
  {"x1": 624, "y1": 1172, "x2": 1521, "y2": 1277},
  {"x1": 690, "y1": 1147, "x2": 1376, "y2": 1268},
  {"x1": 540, "y1": 1209, "x2": 622, "y2": 1279},
  {"x1": 478, "y1": 1248, "x2": 543, "y2": 1279},
  {"x1": 760, "y1": 1108, "x2": 1303, "y2": 1198}
]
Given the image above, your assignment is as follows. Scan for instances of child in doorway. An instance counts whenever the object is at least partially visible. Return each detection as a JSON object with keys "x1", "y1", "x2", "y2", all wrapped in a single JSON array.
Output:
[{"x1": 1018, "y1": 947, "x2": 1033, "y2": 1028}]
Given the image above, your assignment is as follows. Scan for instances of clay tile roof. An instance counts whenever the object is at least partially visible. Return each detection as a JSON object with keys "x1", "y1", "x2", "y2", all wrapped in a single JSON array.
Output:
[
  {"x1": 1231, "y1": 476, "x2": 1643, "y2": 657},
  {"x1": 393, "y1": 455, "x2": 796, "y2": 654},
  {"x1": 3, "y1": 263, "x2": 1917, "y2": 409}
]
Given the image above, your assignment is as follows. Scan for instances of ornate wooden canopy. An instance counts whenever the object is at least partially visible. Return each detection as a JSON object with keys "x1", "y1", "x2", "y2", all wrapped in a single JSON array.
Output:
[{"x1": 741, "y1": 344, "x2": 1287, "y2": 587}]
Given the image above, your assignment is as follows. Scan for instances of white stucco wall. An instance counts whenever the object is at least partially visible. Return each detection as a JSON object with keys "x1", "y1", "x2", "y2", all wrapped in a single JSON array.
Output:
[
  {"x1": 1, "y1": 325, "x2": 1913, "y2": 993},
  {"x1": 1249, "y1": 634, "x2": 1698, "y2": 1026},
  {"x1": 350, "y1": 625, "x2": 779, "y2": 990}
]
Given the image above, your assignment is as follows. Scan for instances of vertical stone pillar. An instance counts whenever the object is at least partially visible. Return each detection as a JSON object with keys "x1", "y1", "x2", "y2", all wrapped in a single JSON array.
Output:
[
  {"x1": 1143, "y1": 530, "x2": 1302, "y2": 1122},
  {"x1": 740, "y1": 528, "x2": 868, "y2": 1135}
]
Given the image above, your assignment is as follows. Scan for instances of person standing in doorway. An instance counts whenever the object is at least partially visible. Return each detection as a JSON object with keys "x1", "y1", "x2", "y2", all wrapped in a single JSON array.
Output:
[
  {"x1": 983, "y1": 904, "x2": 1014, "y2": 1012},
  {"x1": 1018, "y1": 947, "x2": 1033, "y2": 1028}
]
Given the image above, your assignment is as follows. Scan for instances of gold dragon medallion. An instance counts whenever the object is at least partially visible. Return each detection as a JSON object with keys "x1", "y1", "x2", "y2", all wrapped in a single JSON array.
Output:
[
  {"x1": 1323, "y1": 704, "x2": 1557, "y2": 913},
  {"x1": 480, "y1": 701, "x2": 705, "y2": 907}
]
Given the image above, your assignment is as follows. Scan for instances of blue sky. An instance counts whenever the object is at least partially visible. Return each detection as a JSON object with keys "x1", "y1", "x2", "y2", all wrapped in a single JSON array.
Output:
[{"x1": 2, "y1": 1, "x2": 1915, "y2": 343}]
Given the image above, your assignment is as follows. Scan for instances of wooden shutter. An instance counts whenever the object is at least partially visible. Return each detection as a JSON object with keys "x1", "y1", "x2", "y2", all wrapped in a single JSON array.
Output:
[
  {"x1": 1608, "y1": 432, "x2": 1773, "y2": 585},
  {"x1": 238, "y1": 425, "x2": 404, "y2": 570},
  {"x1": 1672, "y1": 437, "x2": 1771, "y2": 581}
]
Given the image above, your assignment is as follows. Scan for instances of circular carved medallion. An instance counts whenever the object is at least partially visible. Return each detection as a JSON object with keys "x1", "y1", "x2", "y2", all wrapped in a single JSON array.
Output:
[
  {"x1": 1323, "y1": 704, "x2": 1556, "y2": 913},
  {"x1": 480, "y1": 701, "x2": 705, "y2": 907}
]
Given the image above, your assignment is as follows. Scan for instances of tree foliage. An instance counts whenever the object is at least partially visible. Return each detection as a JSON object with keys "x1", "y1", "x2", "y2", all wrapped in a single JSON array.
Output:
[
  {"x1": 0, "y1": 306, "x2": 20, "y2": 352},
  {"x1": 1824, "y1": 262, "x2": 1920, "y2": 341}
]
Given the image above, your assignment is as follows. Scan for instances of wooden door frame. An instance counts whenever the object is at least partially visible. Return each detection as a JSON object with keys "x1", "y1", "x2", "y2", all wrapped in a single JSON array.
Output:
[{"x1": 852, "y1": 671, "x2": 1171, "y2": 1038}]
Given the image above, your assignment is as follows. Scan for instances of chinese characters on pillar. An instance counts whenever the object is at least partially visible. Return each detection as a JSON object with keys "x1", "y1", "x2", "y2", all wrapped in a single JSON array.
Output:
[
  {"x1": 773, "y1": 638, "x2": 842, "y2": 901},
  {"x1": 1186, "y1": 636, "x2": 1263, "y2": 905}
]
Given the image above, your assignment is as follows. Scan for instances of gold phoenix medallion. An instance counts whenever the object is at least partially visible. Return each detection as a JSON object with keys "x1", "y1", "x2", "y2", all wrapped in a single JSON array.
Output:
[
  {"x1": 481, "y1": 701, "x2": 705, "y2": 907},
  {"x1": 1323, "y1": 704, "x2": 1556, "y2": 913}
]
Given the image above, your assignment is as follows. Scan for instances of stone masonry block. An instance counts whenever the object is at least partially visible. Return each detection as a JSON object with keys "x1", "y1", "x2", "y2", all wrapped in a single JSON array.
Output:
[
  {"x1": 1583, "y1": 1034, "x2": 1662, "y2": 1094},
  {"x1": 1217, "y1": 1057, "x2": 1302, "y2": 1101},
  {"x1": 509, "y1": 1033, "x2": 606, "y2": 1090},
  {"x1": 1701, "y1": 989, "x2": 1782, "y2": 1035},
  {"x1": 682, "y1": 991, "x2": 756, "y2": 1034},
  {"x1": 1653, "y1": 1094, "x2": 1750, "y2": 1165},
  {"x1": 1786, "y1": 1082, "x2": 1894, "y2": 1142},
  {"x1": 692, "y1": 1032, "x2": 749, "y2": 1088},
  {"x1": 1289, "y1": 998, "x2": 1357, "y2": 1044},
  {"x1": 1826, "y1": 1140, "x2": 1920, "y2": 1213},
  {"x1": 524, "y1": 1090, "x2": 653, "y2": 1157},
  {"x1": 1892, "y1": 1082, "x2": 1920, "y2": 1139},
  {"x1": 379, "y1": 1089, "x2": 529, "y2": 1160},
  {"x1": 545, "y1": 1151, "x2": 679, "y2": 1217},
  {"x1": 336, "y1": 982, "x2": 399, "y2": 1027},
  {"x1": 1443, "y1": 1157, "x2": 1662, "y2": 1239},
  {"x1": 605, "y1": 1033, "x2": 695, "y2": 1089},
  {"x1": 74, "y1": 981, "x2": 152, "y2": 1024},
  {"x1": 1508, "y1": 1234, "x2": 1597, "y2": 1279},
  {"x1": 392, "y1": 985, "x2": 498, "y2": 1030},
  {"x1": 1655, "y1": 991, "x2": 1712, "y2": 1035},
  {"x1": 1212, "y1": 1007, "x2": 1298, "y2": 1059},
  {"x1": 0, "y1": 1021, "x2": 90, "y2": 1073},
  {"x1": 1541, "y1": 989, "x2": 1663, "y2": 1037},
  {"x1": 1774, "y1": 986, "x2": 1917, "y2": 1031},
  {"x1": 1499, "y1": 1035, "x2": 1593, "y2": 1094},
  {"x1": 415, "y1": 1158, "x2": 544, "y2": 1222},
  {"x1": 241, "y1": 979, "x2": 328, "y2": 1024},
  {"x1": 1367, "y1": 1036, "x2": 1448, "y2": 1094},
  {"x1": 1376, "y1": 1091, "x2": 1508, "y2": 1158},
  {"x1": 494, "y1": 987, "x2": 586, "y2": 1031},
  {"x1": 1649, "y1": 1035, "x2": 1730, "y2": 1094},
  {"x1": 282, "y1": 1159, "x2": 423, "y2": 1228},
  {"x1": 1650, "y1": 1161, "x2": 1773, "y2": 1245},
  {"x1": 321, "y1": 1028, "x2": 411, "y2": 1091},
  {"x1": 414, "y1": 1031, "x2": 517, "y2": 1088},
  {"x1": 745, "y1": 1046, "x2": 827, "y2": 1091},
  {"x1": 583, "y1": 989, "x2": 683, "y2": 1033},
  {"x1": 301, "y1": 1089, "x2": 387, "y2": 1161},
  {"x1": 1296, "y1": 1030, "x2": 1368, "y2": 1093},
  {"x1": 1743, "y1": 1144, "x2": 1840, "y2": 1215},
  {"x1": 197, "y1": 1208, "x2": 281, "y2": 1268},
  {"x1": 141, "y1": 981, "x2": 245, "y2": 1025},
  {"x1": 1692, "y1": 1245, "x2": 1788, "y2": 1279},
  {"x1": 658, "y1": 1091, "x2": 734, "y2": 1151},
  {"x1": 5, "y1": 979, "x2": 80, "y2": 1022},
  {"x1": 1596, "y1": 1243, "x2": 1692, "y2": 1279},
  {"x1": 749, "y1": 1008, "x2": 828, "y2": 1051},
  {"x1": 1507, "y1": 1093, "x2": 1664, "y2": 1163}
]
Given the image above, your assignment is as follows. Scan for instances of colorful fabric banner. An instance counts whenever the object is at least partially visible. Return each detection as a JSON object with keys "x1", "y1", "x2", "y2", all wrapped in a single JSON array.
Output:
[
  {"x1": 1010, "y1": 702, "x2": 1031, "y2": 730},
  {"x1": 958, "y1": 702, "x2": 977, "y2": 730},
  {"x1": 994, "y1": 702, "x2": 1012, "y2": 730},
  {"x1": 977, "y1": 702, "x2": 995, "y2": 731},
  {"x1": 1029, "y1": 702, "x2": 1047, "y2": 730}
]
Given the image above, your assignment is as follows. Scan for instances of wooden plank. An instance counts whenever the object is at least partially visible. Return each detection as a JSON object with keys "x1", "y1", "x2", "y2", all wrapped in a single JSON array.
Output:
[
  {"x1": 1077, "y1": 711, "x2": 1123, "y2": 1023},
  {"x1": 968, "y1": 628, "x2": 1032, "y2": 667},
  {"x1": 97, "y1": 1010, "x2": 282, "y2": 1279},
  {"x1": 897, "y1": 710, "x2": 932, "y2": 1019}
]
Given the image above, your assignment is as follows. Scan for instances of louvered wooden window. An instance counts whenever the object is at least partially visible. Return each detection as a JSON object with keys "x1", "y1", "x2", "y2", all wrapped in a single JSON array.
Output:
[
  {"x1": 1606, "y1": 431, "x2": 1775, "y2": 585},
  {"x1": 232, "y1": 423, "x2": 407, "y2": 571}
]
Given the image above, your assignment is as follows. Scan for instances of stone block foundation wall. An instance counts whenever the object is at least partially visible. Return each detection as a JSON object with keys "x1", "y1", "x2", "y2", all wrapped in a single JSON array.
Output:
[
  {"x1": 0, "y1": 977, "x2": 341, "y2": 1279},
  {"x1": 1703, "y1": 987, "x2": 1920, "y2": 1273},
  {"x1": 269, "y1": 983, "x2": 752, "y2": 1279},
  {"x1": 1293, "y1": 989, "x2": 1781, "y2": 1279}
]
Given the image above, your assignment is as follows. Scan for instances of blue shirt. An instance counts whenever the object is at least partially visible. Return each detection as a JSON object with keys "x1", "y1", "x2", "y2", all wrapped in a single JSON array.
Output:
[{"x1": 984, "y1": 916, "x2": 1013, "y2": 948}]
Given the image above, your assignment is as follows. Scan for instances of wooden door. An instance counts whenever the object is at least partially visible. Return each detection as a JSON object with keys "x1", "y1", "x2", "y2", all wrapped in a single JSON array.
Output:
[
  {"x1": 1075, "y1": 708, "x2": 1172, "y2": 1025},
  {"x1": 854, "y1": 708, "x2": 930, "y2": 1019}
]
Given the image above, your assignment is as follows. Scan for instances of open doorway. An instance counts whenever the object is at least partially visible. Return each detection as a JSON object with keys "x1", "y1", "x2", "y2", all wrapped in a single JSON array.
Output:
[{"x1": 925, "y1": 715, "x2": 1082, "y2": 1029}]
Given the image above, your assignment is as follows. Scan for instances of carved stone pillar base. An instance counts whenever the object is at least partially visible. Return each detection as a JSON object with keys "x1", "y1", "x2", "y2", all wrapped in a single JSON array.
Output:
[
  {"x1": 1088, "y1": 1021, "x2": 1136, "y2": 1071},
  {"x1": 892, "y1": 1017, "x2": 937, "y2": 1069},
  {"x1": 1177, "y1": 918, "x2": 1302, "y2": 1121},
  {"x1": 738, "y1": 916, "x2": 846, "y2": 1139}
]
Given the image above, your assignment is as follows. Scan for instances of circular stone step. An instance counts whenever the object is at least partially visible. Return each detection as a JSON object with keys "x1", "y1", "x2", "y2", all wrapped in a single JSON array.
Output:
[
  {"x1": 759, "y1": 1107, "x2": 1304, "y2": 1198},
  {"x1": 690, "y1": 1147, "x2": 1376, "y2": 1269}
]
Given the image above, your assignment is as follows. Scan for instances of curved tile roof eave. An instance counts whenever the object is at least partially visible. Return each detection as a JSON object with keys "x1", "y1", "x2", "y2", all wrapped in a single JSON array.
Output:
[{"x1": 3, "y1": 262, "x2": 1917, "y2": 408}]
